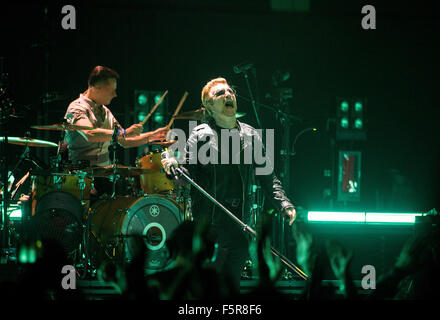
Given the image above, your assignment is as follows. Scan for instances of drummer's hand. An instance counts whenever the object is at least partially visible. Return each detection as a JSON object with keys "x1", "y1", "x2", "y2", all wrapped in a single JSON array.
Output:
[
  {"x1": 125, "y1": 123, "x2": 144, "y2": 137},
  {"x1": 161, "y1": 157, "x2": 179, "y2": 175},
  {"x1": 149, "y1": 126, "x2": 169, "y2": 143}
]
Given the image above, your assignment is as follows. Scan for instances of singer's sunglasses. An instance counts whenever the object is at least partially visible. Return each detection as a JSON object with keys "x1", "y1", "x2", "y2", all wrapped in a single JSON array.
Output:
[{"x1": 212, "y1": 87, "x2": 236, "y2": 97}]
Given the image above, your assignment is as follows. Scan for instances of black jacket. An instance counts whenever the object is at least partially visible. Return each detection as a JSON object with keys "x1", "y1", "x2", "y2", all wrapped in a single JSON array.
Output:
[{"x1": 175, "y1": 119, "x2": 295, "y2": 228}]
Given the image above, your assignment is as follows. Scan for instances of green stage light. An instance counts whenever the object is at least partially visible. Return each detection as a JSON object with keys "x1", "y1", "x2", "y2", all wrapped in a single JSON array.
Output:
[
  {"x1": 137, "y1": 111, "x2": 147, "y2": 122},
  {"x1": 153, "y1": 113, "x2": 164, "y2": 123},
  {"x1": 307, "y1": 211, "x2": 422, "y2": 224},
  {"x1": 307, "y1": 211, "x2": 365, "y2": 222},
  {"x1": 19, "y1": 247, "x2": 28, "y2": 264},
  {"x1": 137, "y1": 93, "x2": 148, "y2": 106},
  {"x1": 340, "y1": 117, "x2": 349, "y2": 128},
  {"x1": 19, "y1": 244, "x2": 37, "y2": 264},
  {"x1": 340, "y1": 101, "x2": 349, "y2": 112},
  {"x1": 366, "y1": 212, "x2": 422, "y2": 224},
  {"x1": 154, "y1": 93, "x2": 162, "y2": 105},
  {"x1": 8, "y1": 205, "x2": 22, "y2": 220},
  {"x1": 355, "y1": 101, "x2": 363, "y2": 112},
  {"x1": 354, "y1": 118, "x2": 363, "y2": 129}
]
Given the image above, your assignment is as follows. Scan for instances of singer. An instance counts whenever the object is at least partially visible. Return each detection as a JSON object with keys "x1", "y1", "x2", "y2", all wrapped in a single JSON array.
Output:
[{"x1": 162, "y1": 77, "x2": 297, "y2": 293}]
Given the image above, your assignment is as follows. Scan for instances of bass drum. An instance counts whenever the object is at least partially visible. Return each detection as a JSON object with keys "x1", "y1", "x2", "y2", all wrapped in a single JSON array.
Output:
[{"x1": 89, "y1": 195, "x2": 184, "y2": 273}]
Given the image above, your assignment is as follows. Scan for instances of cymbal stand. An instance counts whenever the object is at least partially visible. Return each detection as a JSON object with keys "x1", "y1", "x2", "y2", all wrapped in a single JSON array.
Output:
[
  {"x1": 76, "y1": 170, "x2": 94, "y2": 279},
  {"x1": 54, "y1": 129, "x2": 65, "y2": 172},
  {"x1": 1, "y1": 67, "x2": 13, "y2": 259}
]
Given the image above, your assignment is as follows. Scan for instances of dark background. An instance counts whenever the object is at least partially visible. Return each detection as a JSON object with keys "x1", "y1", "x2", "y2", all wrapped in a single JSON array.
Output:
[{"x1": 1, "y1": 0, "x2": 439, "y2": 215}]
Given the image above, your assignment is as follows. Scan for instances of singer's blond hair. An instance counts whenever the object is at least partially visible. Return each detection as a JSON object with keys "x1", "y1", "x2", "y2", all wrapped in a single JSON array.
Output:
[{"x1": 201, "y1": 77, "x2": 229, "y2": 107}]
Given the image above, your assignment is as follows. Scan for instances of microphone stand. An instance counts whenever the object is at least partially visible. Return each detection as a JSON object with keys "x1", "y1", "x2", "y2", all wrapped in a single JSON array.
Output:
[
  {"x1": 236, "y1": 94, "x2": 302, "y2": 123},
  {"x1": 238, "y1": 68, "x2": 265, "y2": 256},
  {"x1": 241, "y1": 70, "x2": 261, "y2": 129},
  {"x1": 173, "y1": 167, "x2": 308, "y2": 280}
]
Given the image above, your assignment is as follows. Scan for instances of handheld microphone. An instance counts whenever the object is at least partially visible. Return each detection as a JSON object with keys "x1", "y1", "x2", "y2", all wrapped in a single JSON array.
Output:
[
  {"x1": 233, "y1": 62, "x2": 254, "y2": 74},
  {"x1": 161, "y1": 150, "x2": 178, "y2": 179}
]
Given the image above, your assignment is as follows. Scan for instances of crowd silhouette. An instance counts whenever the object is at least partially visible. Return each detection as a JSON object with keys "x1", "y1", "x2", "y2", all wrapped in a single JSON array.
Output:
[{"x1": 1, "y1": 209, "x2": 439, "y2": 301}]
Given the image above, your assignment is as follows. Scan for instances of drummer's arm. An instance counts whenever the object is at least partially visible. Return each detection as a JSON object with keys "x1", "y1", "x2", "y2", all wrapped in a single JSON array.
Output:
[
  {"x1": 75, "y1": 118, "x2": 143, "y2": 143},
  {"x1": 118, "y1": 131, "x2": 155, "y2": 148},
  {"x1": 119, "y1": 127, "x2": 169, "y2": 148}
]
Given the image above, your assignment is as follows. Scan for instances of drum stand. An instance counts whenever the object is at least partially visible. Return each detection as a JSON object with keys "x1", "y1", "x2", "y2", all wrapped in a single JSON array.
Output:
[
  {"x1": 110, "y1": 126, "x2": 119, "y2": 199},
  {"x1": 173, "y1": 167, "x2": 308, "y2": 280},
  {"x1": 77, "y1": 173, "x2": 96, "y2": 279}
]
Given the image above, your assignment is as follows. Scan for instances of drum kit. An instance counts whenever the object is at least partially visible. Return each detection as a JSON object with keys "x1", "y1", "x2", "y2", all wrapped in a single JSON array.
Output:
[{"x1": 0, "y1": 101, "x2": 230, "y2": 277}]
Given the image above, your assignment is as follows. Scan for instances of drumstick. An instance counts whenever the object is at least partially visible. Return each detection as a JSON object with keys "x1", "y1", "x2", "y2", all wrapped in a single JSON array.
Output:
[
  {"x1": 166, "y1": 91, "x2": 188, "y2": 129},
  {"x1": 141, "y1": 90, "x2": 169, "y2": 125},
  {"x1": 10, "y1": 171, "x2": 30, "y2": 200}
]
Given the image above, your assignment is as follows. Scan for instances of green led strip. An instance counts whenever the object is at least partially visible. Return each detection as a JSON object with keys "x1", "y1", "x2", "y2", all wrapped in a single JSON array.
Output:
[{"x1": 307, "y1": 211, "x2": 423, "y2": 224}]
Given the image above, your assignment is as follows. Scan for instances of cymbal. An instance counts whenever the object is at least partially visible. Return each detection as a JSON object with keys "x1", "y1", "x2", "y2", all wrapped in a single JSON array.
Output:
[
  {"x1": 149, "y1": 140, "x2": 177, "y2": 147},
  {"x1": 173, "y1": 108, "x2": 209, "y2": 120},
  {"x1": 173, "y1": 108, "x2": 246, "y2": 120},
  {"x1": 84, "y1": 164, "x2": 150, "y2": 177},
  {"x1": 0, "y1": 137, "x2": 58, "y2": 148},
  {"x1": 31, "y1": 123, "x2": 94, "y2": 131}
]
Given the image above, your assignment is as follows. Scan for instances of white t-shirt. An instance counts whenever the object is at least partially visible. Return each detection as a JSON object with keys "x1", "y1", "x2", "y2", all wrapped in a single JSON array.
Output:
[{"x1": 64, "y1": 93, "x2": 121, "y2": 167}]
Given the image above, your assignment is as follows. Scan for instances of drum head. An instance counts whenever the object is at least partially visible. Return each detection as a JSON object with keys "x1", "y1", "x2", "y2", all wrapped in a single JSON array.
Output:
[
  {"x1": 29, "y1": 191, "x2": 83, "y2": 256},
  {"x1": 122, "y1": 195, "x2": 182, "y2": 272}
]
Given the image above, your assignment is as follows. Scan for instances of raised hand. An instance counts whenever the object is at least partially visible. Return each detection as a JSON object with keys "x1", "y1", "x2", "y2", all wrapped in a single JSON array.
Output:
[{"x1": 326, "y1": 240, "x2": 353, "y2": 281}]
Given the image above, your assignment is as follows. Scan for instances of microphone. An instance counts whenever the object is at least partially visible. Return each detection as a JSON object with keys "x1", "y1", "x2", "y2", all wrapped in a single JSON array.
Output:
[
  {"x1": 161, "y1": 150, "x2": 178, "y2": 179},
  {"x1": 233, "y1": 62, "x2": 254, "y2": 74}
]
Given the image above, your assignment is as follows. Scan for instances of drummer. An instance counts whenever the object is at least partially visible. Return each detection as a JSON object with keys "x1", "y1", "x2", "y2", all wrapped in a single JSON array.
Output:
[
  {"x1": 64, "y1": 65, "x2": 168, "y2": 168},
  {"x1": 63, "y1": 65, "x2": 168, "y2": 198}
]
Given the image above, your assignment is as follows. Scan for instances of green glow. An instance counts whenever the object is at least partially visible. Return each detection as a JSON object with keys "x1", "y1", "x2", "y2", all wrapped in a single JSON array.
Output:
[
  {"x1": 9, "y1": 207, "x2": 22, "y2": 219},
  {"x1": 340, "y1": 117, "x2": 349, "y2": 128},
  {"x1": 137, "y1": 111, "x2": 147, "y2": 122},
  {"x1": 354, "y1": 118, "x2": 363, "y2": 129},
  {"x1": 154, "y1": 113, "x2": 164, "y2": 123},
  {"x1": 307, "y1": 211, "x2": 422, "y2": 224},
  {"x1": 154, "y1": 94, "x2": 162, "y2": 104},
  {"x1": 308, "y1": 211, "x2": 365, "y2": 222},
  {"x1": 28, "y1": 247, "x2": 37, "y2": 263},
  {"x1": 137, "y1": 93, "x2": 148, "y2": 106},
  {"x1": 19, "y1": 247, "x2": 28, "y2": 263},
  {"x1": 355, "y1": 102, "x2": 363, "y2": 112},
  {"x1": 366, "y1": 212, "x2": 422, "y2": 224},
  {"x1": 340, "y1": 101, "x2": 349, "y2": 112}
]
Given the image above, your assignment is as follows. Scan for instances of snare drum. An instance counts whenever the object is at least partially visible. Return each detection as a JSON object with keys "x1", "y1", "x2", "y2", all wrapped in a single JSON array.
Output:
[
  {"x1": 136, "y1": 149, "x2": 175, "y2": 194},
  {"x1": 89, "y1": 194, "x2": 188, "y2": 272}
]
